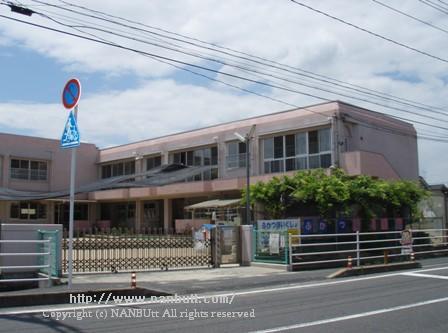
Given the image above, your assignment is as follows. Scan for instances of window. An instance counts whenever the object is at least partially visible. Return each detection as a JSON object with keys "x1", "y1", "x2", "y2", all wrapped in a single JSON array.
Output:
[
  {"x1": 54, "y1": 203, "x2": 88, "y2": 223},
  {"x1": 170, "y1": 146, "x2": 218, "y2": 181},
  {"x1": 146, "y1": 155, "x2": 162, "y2": 171},
  {"x1": 10, "y1": 158, "x2": 47, "y2": 181},
  {"x1": 263, "y1": 127, "x2": 332, "y2": 174},
  {"x1": 226, "y1": 141, "x2": 246, "y2": 169},
  {"x1": 101, "y1": 160, "x2": 135, "y2": 179},
  {"x1": 10, "y1": 201, "x2": 47, "y2": 220}
]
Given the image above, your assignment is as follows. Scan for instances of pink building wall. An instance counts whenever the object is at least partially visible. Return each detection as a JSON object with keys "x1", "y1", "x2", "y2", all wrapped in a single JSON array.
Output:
[{"x1": 0, "y1": 101, "x2": 419, "y2": 228}]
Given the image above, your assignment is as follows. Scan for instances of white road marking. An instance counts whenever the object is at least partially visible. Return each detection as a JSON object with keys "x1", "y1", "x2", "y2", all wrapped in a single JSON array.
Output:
[
  {"x1": 248, "y1": 296, "x2": 448, "y2": 333},
  {"x1": 401, "y1": 272, "x2": 448, "y2": 280},
  {"x1": 1, "y1": 265, "x2": 448, "y2": 315}
]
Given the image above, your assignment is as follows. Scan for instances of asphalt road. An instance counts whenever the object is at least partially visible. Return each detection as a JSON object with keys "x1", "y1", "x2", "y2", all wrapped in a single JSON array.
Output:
[{"x1": 0, "y1": 264, "x2": 447, "y2": 333}]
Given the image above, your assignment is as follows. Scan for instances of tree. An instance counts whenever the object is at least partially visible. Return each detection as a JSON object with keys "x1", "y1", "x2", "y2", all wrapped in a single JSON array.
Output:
[{"x1": 242, "y1": 169, "x2": 429, "y2": 220}]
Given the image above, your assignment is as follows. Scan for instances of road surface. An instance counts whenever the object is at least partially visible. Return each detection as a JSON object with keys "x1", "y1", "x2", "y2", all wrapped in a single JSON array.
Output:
[{"x1": 0, "y1": 263, "x2": 447, "y2": 332}]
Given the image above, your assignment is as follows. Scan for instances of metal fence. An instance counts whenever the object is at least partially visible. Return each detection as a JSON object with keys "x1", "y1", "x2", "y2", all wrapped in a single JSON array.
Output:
[
  {"x1": 0, "y1": 239, "x2": 52, "y2": 286},
  {"x1": 62, "y1": 228, "x2": 212, "y2": 273},
  {"x1": 289, "y1": 229, "x2": 448, "y2": 269}
]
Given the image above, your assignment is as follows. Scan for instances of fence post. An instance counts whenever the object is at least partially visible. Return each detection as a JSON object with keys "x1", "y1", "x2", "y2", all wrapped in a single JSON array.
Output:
[
  {"x1": 47, "y1": 240, "x2": 52, "y2": 288},
  {"x1": 356, "y1": 231, "x2": 360, "y2": 267},
  {"x1": 284, "y1": 231, "x2": 289, "y2": 265},
  {"x1": 288, "y1": 233, "x2": 293, "y2": 270},
  {"x1": 252, "y1": 229, "x2": 256, "y2": 261}
]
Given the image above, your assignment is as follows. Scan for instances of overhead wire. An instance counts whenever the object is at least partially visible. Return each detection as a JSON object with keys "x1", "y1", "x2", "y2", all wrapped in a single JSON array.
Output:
[
  {"x1": 289, "y1": 0, "x2": 448, "y2": 64},
  {"x1": 52, "y1": 0, "x2": 448, "y2": 112},
  {"x1": 371, "y1": 0, "x2": 448, "y2": 35},
  {"x1": 1, "y1": 3, "x2": 448, "y2": 142},
  {"x1": 418, "y1": 0, "x2": 448, "y2": 15},
  {"x1": 26, "y1": 0, "x2": 448, "y2": 116},
  {"x1": 15, "y1": 1, "x2": 448, "y2": 127}
]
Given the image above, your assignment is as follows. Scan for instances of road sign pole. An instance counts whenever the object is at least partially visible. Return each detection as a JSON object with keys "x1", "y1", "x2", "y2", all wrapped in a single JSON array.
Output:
[{"x1": 67, "y1": 105, "x2": 78, "y2": 289}]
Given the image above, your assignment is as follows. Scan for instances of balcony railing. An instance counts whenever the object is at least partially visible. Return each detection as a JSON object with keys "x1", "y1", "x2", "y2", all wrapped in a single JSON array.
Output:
[{"x1": 10, "y1": 168, "x2": 47, "y2": 181}]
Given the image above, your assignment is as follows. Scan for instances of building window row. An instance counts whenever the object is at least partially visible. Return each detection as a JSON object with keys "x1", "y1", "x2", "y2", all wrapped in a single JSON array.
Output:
[
  {"x1": 101, "y1": 160, "x2": 135, "y2": 179},
  {"x1": 10, "y1": 201, "x2": 47, "y2": 220},
  {"x1": 146, "y1": 155, "x2": 162, "y2": 171},
  {"x1": 99, "y1": 129, "x2": 331, "y2": 182},
  {"x1": 226, "y1": 141, "x2": 246, "y2": 169},
  {"x1": 171, "y1": 146, "x2": 218, "y2": 181},
  {"x1": 263, "y1": 128, "x2": 332, "y2": 174},
  {"x1": 10, "y1": 158, "x2": 47, "y2": 181}
]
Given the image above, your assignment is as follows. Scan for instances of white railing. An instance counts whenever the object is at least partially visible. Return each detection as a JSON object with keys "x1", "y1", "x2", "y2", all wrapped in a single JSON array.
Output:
[
  {"x1": 0, "y1": 239, "x2": 52, "y2": 286},
  {"x1": 288, "y1": 229, "x2": 448, "y2": 268}
]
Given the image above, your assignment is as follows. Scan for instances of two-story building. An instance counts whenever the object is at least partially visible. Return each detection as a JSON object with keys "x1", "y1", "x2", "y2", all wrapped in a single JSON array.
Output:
[{"x1": 0, "y1": 101, "x2": 419, "y2": 231}]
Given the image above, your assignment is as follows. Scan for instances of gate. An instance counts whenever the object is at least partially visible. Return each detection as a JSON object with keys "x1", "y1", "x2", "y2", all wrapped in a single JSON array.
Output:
[
  {"x1": 62, "y1": 228, "x2": 212, "y2": 273},
  {"x1": 212, "y1": 226, "x2": 241, "y2": 266}
]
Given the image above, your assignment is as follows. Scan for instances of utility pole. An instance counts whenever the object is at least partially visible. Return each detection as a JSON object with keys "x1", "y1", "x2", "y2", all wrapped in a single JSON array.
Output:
[{"x1": 234, "y1": 125, "x2": 256, "y2": 225}]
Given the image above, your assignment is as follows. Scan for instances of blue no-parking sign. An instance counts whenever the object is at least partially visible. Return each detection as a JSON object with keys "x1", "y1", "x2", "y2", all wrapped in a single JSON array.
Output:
[{"x1": 62, "y1": 78, "x2": 81, "y2": 110}]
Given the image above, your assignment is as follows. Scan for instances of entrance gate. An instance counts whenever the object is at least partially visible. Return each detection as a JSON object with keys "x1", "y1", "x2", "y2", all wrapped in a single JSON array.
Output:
[{"x1": 212, "y1": 226, "x2": 241, "y2": 266}]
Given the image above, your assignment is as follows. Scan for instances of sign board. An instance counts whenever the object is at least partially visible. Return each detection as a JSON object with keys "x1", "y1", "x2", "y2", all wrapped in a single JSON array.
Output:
[
  {"x1": 337, "y1": 219, "x2": 348, "y2": 232},
  {"x1": 302, "y1": 219, "x2": 313, "y2": 234},
  {"x1": 400, "y1": 229, "x2": 413, "y2": 255},
  {"x1": 257, "y1": 219, "x2": 300, "y2": 231},
  {"x1": 319, "y1": 220, "x2": 328, "y2": 233},
  {"x1": 269, "y1": 233, "x2": 280, "y2": 255},
  {"x1": 21, "y1": 208, "x2": 35, "y2": 215},
  {"x1": 256, "y1": 220, "x2": 300, "y2": 252},
  {"x1": 194, "y1": 230, "x2": 205, "y2": 250},
  {"x1": 61, "y1": 111, "x2": 80, "y2": 148},
  {"x1": 288, "y1": 228, "x2": 300, "y2": 245},
  {"x1": 62, "y1": 78, "x2": 81, "y2": 110}
]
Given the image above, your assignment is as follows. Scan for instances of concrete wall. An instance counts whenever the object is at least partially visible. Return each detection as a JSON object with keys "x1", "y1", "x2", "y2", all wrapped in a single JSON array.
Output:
[
  {"x1": 0, "y1": 101, "x2": 420, "y2": 229},
  {"x1": 0, "y1": 133, "x2": 99, "y2": 224},
  {"x1": 338, "y1": 103, "x2": 418, "y2": 180},
  {"x1": 98, "y1": 102, "x2": 337, "y2": 179},
  {"x1": 0, "y1": 133, "x2": 99, "y2": 192}
]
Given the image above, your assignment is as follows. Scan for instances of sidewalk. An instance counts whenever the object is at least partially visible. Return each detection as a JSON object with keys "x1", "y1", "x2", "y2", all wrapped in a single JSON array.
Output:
[
  {"x1": 2, "y1": 257, "x2": 446, "y2": 304},
  {"x1": 0, "y1": 263, "x2": 335, "y2": 298},
  {"x1": 69, "y1": 263, "x2": 336, "y2": 295}
]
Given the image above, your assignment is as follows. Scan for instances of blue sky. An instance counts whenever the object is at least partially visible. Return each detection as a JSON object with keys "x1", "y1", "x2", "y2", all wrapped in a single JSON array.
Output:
[{"x1": 0, "y1": 0, "x2": 447, "y2": 184}]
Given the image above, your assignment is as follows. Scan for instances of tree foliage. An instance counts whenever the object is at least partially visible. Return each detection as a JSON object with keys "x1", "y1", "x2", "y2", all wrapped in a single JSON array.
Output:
[{"x1": 242, "y1": 169, "x2": 429, "y2": 219}]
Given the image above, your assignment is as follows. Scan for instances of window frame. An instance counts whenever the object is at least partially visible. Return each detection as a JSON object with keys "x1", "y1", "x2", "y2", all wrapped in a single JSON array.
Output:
[
  {"x1": 101, "y1": 159, "x2": 136, "y2": 179},
  {"x1": 169, "y1": 146, "x2": 219, "y2": 181},
  {"x1": 10, "y1": 201, "x2": 47, "y2": 220},
  {"x1": 226, "y1": 141, "x2": 247, "y2": 169},
  {"x1": 262, "y1": 127, "x2": 332, "y2": 174},
  {"x1": 10, "y1": 158, "x2": 48, "y2": 181}
]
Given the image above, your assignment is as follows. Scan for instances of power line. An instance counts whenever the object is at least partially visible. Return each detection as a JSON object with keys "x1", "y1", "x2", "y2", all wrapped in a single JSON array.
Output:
[
  {"x1": 418, "y1": 0, "x2": 448, "y2": 15},
  {"x1": 3, "y1": 12, "x2": 448, "y2": 139},
  {"x1": 289, "y1": 0, "x2": 448, "y2": 64},
  {"x1": 27, "y1": 0, "x2": 448, "y2": 116},
  {"x1": 30, "y1": 12, "x2": 448, "y2": 123},
  {"x1": 19, "y1": 2, "x2": 448, "y2": 125},
  {"x1": 44, "y1": 11, "x2": 448, "y2": 124},
  {"x1": 371, "y1": 0, "x2": 448, "y2": 35}
]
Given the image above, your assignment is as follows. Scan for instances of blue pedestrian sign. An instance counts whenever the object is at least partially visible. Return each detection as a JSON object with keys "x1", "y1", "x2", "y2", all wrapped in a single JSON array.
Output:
[{"x1": 61, "y1": 111, "x2": 80, "y2": 148}]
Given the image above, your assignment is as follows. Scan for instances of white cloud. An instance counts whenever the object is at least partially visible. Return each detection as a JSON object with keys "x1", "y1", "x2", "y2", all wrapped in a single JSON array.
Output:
[
  {"x1": 0, "y1": 0, "x2": 447, "y2": 183},
  {"x1": 0, "y1": 79, "x2": 282, "y2": 146}
]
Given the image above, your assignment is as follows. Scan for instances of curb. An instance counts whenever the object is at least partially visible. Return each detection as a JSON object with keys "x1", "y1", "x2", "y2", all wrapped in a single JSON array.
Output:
[{"x1": 327, "y1": 261, "x2": 422, "y2": 278}]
